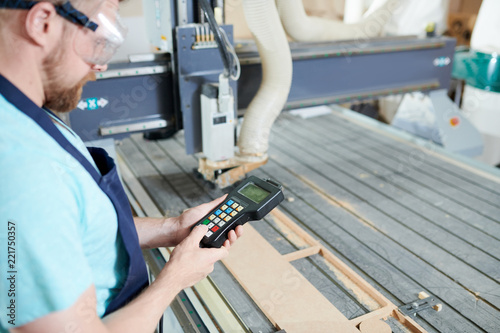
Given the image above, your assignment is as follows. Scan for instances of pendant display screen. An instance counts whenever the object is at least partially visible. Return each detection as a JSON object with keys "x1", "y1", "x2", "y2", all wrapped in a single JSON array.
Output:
[{"x1": 239, "y1": 183, "x2": 270, "y2": 203}]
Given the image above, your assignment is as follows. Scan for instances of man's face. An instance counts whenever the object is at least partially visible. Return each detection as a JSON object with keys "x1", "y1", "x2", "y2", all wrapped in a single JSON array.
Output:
[
  {"x1": 42, "y1": 36, "x2": 96, "y2": 112},
  {"x1": 42, "y1": 0, "x2": 121, "y2": 112}
]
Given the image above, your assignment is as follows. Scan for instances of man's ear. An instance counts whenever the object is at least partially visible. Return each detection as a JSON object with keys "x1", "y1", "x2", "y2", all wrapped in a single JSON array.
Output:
[{"x1": 24, "y1": 2, "x2": 62, "y2": 48}]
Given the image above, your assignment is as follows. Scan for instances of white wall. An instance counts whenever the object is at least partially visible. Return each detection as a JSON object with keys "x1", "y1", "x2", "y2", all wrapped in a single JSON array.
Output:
[{"x1": 111, "y1": 0, "x2": 152, "y2": 63}]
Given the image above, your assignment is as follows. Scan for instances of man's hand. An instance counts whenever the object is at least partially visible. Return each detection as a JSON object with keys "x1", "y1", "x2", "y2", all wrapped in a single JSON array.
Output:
[
  {"x1": 135, "y1": 195, "x2": 243, "y2": 249},
  {"x1": 171, "y1": 195, "x2": 243, "y2": 248},
  {"x1": 12, "y1": 225, "x2": 232, "y2": 333},
  {"x1": 162, "y1": 225, "x2": 230, "y2": 290}
]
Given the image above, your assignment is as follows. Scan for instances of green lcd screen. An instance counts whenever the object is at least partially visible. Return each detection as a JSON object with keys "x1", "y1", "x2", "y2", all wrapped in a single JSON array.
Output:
[{"x1": 239, "y1": 183, "x2": 270, "y2": 203}]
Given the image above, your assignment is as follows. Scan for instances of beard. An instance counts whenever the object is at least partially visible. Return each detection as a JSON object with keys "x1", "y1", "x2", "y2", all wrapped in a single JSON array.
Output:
[{"x1": 42, "y1": 41, "x2": 96, "y2": 113}]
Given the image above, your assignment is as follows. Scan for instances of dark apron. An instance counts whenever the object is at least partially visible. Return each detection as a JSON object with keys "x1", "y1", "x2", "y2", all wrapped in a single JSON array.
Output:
[{"x1": 0, "y1": 75, "x2": 149, "y2": 316}]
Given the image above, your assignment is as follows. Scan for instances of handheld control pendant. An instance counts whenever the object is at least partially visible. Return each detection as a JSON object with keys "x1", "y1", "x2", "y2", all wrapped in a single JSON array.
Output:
[{"x1": 193, "y1": 176, "x2": 284, "y2": 248}]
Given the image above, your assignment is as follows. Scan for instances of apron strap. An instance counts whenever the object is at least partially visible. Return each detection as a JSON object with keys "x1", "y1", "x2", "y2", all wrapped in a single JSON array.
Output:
[
  {"x1": 0, "y1": 75, "x2": 101, "y2": 183},
  {"x1": 0, "y1": 74, "x2": 149, "y2": 315}
]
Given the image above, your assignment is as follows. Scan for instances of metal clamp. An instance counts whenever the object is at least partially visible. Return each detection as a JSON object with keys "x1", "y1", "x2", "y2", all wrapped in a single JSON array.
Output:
[{"x1": 398, "y1": 292, "x2": 443, "y2": 317}]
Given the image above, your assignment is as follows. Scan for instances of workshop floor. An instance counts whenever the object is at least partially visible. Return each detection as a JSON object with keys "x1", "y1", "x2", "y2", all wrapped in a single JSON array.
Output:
[{"x1": 117, "y1": 109, "x2": 500, "y2": 333}]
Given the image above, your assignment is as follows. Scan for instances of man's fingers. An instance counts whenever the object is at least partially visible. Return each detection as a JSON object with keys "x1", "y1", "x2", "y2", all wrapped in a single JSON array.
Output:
[
  {"x1": 206, "y1": 194, "x2": 227, "y2": 209},
  {"x1": 227, "y1": 230, "x2": 237, "y2": 244},
  {"x1": 235, "y1": 225, "x2": 244, "y2": 238},
  {"x1": 188, "y1": 225, "x2": 208, "y2": 245}
]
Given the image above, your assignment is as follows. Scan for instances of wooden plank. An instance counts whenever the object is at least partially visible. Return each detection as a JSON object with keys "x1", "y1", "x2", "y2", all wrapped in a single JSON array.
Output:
[
  {"x1": 326, "y1": 118, "x2": 500, "y2": 221},
  {"x1": 224, "y1": 219, "x2": 428, "y2": 332},
  {"x1": 222, "y1": 224, "x2": 359, "y2": 333},
  {"x1": 270, "y1": 129, "x2": 500, "y2": 289},
  {"x1": 268, "y1": 145, "x2": 498, "y2": 322},
  {"x1": 329, "y1": 132, "x2": 500, "y2": 243},
  {"x1": 259, "y1": 213, "x2": 379, "y2": 319},
  {"x1": 255, "y1": 158, "x2": 498, "y2": 332},
  {"x1": 331, "y1": 109, "x2": 500, "y2": 194},
  {"x1": 117, "y1": 137, "x2": 161, "y2": 177},
  {"x1": 282, "y1": 246, "x2": 321, "y2": 262},
  {"x1": 117, "y1": 136, "x2": 187, "y2": 216},
  {"x1": 280, "y1": 114, "x2": 500, "y2": 261},
  {"x1": 269, "y1": 209, "x2": 433, "y2": 332},
  {"x1": 208, "y1": 261, "x2": 277, "y2": 332},
  {"x1": 130, "y1": 135, "x2": 210, "y2": 208},
  {"x1": 269, "y1": 209, "x2": 400, "y2": 312},
  {"x1": 252, "y1": 218, "x2": 304, "y2": 255},
  {"x1": 253, "y1": 219, "x2": 374, "y2": 319},
  {"x1": 386, "y1": 316, "x2": 419, "y2": 333},
  {"x1": 322, "y1": 113, "x2": 500, "y2": 209},
  {"x1": 117, "y1": 153, "x2": 164, "y2": 218},
  {"x1": 192, "y1": 278, "x2": 247, "y2": 332},
  {"x1": 301, "y1": 112, "x2": 500, "y2": 221}
]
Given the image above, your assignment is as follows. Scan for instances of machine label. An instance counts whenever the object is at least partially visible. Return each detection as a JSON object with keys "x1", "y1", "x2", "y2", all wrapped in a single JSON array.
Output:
[
  {"x1": 77, "y1": 98, "x2": 109, "y2": 111},
  {"x1": 433, "y1": 56, "x2": 451, "y2": 67},
  {"x1": 213, "y1": 115, "x2": 227, "y2": 125}
]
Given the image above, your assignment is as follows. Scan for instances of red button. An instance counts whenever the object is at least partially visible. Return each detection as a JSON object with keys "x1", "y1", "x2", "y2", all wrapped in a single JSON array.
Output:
[
  {"x1": 211, "y1": 226, "x2": 219, "y2": 232},
  {"x1": 450, "y1": 116, "x2": 460, "y2": 127}
]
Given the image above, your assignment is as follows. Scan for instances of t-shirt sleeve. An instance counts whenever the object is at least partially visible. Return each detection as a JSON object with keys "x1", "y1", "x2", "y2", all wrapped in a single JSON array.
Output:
[{"x1": 0, "y1": 151, "x2": 93, "y2": 329}]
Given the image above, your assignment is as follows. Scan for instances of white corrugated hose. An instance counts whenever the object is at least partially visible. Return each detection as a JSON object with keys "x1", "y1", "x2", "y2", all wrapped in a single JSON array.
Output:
[
  {"x1": 237, "y1": 0, "x2": 293, "y2": 161},
  {"x1": 275, "y1": 0, "x2": 398, "y2": 42}
]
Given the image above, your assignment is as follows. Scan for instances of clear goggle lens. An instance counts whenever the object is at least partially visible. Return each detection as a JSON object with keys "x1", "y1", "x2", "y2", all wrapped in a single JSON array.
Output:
[{"x1": 74, "y1": 1, "x2": 128, "y2": 66}]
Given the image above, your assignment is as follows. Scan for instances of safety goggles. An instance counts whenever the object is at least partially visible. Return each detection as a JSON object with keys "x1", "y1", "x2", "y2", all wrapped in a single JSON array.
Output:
[{"x1": 0, "y1": 0, "x2": 127, "y2": 65}]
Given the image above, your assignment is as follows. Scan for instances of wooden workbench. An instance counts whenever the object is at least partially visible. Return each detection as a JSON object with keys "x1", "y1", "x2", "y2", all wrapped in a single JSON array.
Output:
[{"x1": 117, "y1": 108, "x2": 500, "y2": 332}]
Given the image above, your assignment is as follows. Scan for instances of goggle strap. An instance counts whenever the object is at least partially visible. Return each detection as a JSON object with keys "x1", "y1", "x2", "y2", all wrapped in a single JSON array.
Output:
[
  {"x1": 0, "y1": 0, "x2": 98, "y2": 32},
  {"x1": 56, "y1": 2, "x2": 98, "y2": 32},
  {"x1": 0, "y1": 0, "x2": 38, "y2": 10}
]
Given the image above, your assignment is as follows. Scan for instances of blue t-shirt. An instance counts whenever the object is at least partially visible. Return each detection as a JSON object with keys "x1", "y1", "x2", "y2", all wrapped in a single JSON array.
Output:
[{"x1": 0, "y1": 92, "x2": 129, "y2": 330}]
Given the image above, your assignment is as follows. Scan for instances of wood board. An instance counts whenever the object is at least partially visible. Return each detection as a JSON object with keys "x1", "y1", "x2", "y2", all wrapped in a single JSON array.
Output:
[
  {"x1": 223, "y1": 224, "x2": 359, "y2": 333},
  {"x1": 223, "y1": 209, "x2": 427, "y2": 333}
]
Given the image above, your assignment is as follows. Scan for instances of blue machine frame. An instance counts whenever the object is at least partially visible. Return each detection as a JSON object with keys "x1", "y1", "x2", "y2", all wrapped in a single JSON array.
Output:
[
  {"x1": 237, "y1": 36, "x2": 456, "y2": 111},
  {"x1": 175, "y1": 25, "x2": 238, "y2": 155}
]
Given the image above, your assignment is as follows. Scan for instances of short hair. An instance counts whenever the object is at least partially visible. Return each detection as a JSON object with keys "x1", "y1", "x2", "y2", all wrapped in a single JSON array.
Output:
[
  {"x1": 0, "y1": 0, "x2": 124, "y2": 30},
  {"x1": 0, "y1": 1, "x2": 63, "y2": 25},
  {"x1": 0, "y1": 0, "x2": 90, "y2": 26}
]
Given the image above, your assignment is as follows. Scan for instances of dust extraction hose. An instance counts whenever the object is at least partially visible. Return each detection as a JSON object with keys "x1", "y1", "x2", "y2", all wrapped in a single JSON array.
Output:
[
  {"x1": 237, "y1": 0, "x2": 292, "y2": 161},
  {"x1": 276, "y1": 0, "x2": 396, "y2": 42}
]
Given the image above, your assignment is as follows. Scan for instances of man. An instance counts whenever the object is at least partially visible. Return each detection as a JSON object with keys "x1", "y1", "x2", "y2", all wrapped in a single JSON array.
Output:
[{"x1": 0, "y1": 0, "x2": 243, "y2": 332}]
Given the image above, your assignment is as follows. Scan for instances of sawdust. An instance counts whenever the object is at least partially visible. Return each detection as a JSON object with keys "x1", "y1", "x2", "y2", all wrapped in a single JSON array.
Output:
[
  {"x1": 320, "y1": 257, "x2": 380, "y2": 312},
  {"x1": 298, "y1": 174, "x2": 381, "y2": 234},
  {"x1": 269, "y1": 213, "x2": 310, "y2": 249},
  {"x1": 334, "y1": 199, "x2": 379, "y2": 233},
  {"x1": 335, "y1": 199, "x2": 355, "y2": 212},
  {"x1": 294, "y1": 175, "x2": 380, "y2": 236}
]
